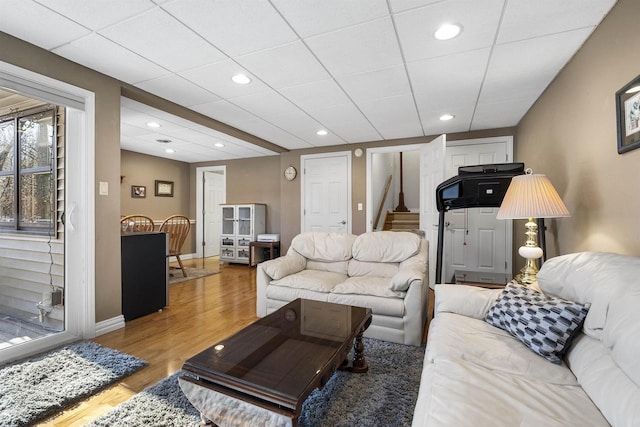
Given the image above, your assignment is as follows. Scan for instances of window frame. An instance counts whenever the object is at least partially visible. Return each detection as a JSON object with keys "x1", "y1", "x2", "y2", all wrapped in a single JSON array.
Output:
[{"x1": 0, "y1": 105, "x2": 57, "y2": 235}]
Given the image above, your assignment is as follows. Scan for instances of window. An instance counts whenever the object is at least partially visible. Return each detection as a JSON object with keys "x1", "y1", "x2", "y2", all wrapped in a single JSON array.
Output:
[{"x1": 0, "y1": 106, "x2": 56, "y2": 233}]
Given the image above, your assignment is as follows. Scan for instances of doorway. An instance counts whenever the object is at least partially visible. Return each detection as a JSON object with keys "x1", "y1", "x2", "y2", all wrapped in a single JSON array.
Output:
[
  {"x1": 196, "y1": 166, "x2": 226, "y2": 259},
  {"x1": 301, "y1": 151, "x2": 352, "y2": 233},
  {"x1": 443, "y1": 137, "x2": 514, "y2": 284}
]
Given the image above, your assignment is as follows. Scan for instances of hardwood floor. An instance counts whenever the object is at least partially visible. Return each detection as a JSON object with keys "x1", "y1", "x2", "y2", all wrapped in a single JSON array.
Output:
[{"x1": 40, "y1": 257, "x2": 258, "y2": 426}]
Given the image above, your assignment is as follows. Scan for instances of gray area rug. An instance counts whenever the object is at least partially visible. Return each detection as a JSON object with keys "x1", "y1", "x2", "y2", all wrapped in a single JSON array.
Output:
[
  {"x1": 0, "y1": 340, "x2": 147, "y2": 427},
  {"x1": 88, "y1": 338, "x2": 425, "y2": 427},
  {"x1": 169, "y1": 268, "x2": 220, "y2": 285}
]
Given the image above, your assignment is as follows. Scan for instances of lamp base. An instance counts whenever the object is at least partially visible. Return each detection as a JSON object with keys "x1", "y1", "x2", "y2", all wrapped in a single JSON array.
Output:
[{"x1": 515, "y1": 219, "x2": 544, "y2": 286}]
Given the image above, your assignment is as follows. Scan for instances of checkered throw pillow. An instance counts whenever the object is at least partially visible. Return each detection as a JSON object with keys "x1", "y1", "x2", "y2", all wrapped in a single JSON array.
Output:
[{"x1": 485, "y1": 280, "x2": 590, "y2": 364}]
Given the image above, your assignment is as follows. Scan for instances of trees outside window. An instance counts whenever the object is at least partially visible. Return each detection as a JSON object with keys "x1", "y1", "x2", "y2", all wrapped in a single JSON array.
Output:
[{"x1": 0, "y1": 107, "x2": 55, "y2": 233}]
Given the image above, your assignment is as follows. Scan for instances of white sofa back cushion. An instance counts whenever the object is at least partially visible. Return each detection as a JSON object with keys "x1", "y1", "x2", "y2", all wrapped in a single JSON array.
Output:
[
  {"x1": 291, "y1": 232, "x2": 356, "y2": 262},
  {"x1": 352, "y1": 231, "x2": 420, "y2": 263},
  {"x1": 537, "y1": 251, "x2": 640, "y2": 426}
]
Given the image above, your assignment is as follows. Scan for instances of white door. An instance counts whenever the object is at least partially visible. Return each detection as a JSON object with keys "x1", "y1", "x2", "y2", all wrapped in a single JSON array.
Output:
[
  {"x1": 419, "y1": 135, "x2": 446, "y2": 287},
  {"x1": 443, "y1": 139, "x2": 512, "y2": 284},
  {"x1": 196, "y1": 166, "x2": 225, "y2": 259},
  {"x1": 203, "y1": 171, "x2": 224, "y2": 257},
  {"x1": 301, "y1": 152, "x2": 351, "y2": 233}
]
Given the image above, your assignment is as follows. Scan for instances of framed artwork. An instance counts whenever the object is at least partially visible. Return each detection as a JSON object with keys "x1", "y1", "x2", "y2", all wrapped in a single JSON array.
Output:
[
  {"x1": 131, "y1": 185, "x2": 146, "y2": 198},
  {"x1": 616, "y1": 74, "x2": 640, "y2": 154},
  {"x1": 155, "y1": 180, "x2": 174, "y2": 197}
]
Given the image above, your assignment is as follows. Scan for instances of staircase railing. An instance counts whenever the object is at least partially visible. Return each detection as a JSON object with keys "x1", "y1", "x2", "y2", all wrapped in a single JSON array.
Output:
[{"x1": 373, "y1": 175, "x2": 392, "y2": 230}]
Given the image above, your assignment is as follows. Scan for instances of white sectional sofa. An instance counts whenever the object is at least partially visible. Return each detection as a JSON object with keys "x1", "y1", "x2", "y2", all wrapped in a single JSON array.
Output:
[
  {"x1": 256, "y1": 231, "x2": 428, "y2": 346},
  {"x1": 413, "y1": 251, "x2": 640, "y2": 427}
]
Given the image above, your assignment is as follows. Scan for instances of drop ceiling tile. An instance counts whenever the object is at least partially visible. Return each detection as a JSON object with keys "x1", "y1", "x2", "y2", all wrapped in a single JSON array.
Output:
[
  {"x1": 191, "y1": 100, "x2": 258, "y2": 125},
  {"x1": 121, "y1": 122, "x2": 153, "y2": 138},
  {"x1": 310, "y1": 103, "x2": 382, "y2": 143},
  {"x1": 394, "y1": 0, "x2": 504, "y2": 62},
  {"x1": 135, "y1": 74, "x2": 220, "y2": 107},
  {"x1": 337, "y1": 65, "x2": 411, "y2": 104},
  {"x1": 279, "y1": 79, "x2": 351, "y2": 112},
  {"x1": 35, "y1": 0, "x2": 156, "y2": 31},
  {"x1": 0, "y1": 0, "x2": 90, "y2": 50},
  {"x1": 408, "y1": 48, "x2": 490, "y2": 110},
  {"x1": 53, "y1": 34, "x2": 169, "y2": 84},
  {"x1": 232, "y1": 118, "x2": 313, "y2": 150},
  {"x1": 497, "y1": 0, "x2": 615, "y2": 44},
  {"x1": 305, "y1": 17, "x2": 403, "y2": 77},
  {"x1": 162, "y1": 0, "x2": 298, "y2": 56},
  {"x1": 230, "y1": 91, "x2": 301, "y2": 123},
  {"x1": 472, "y1": 99, "x2": 533, "y2": 130},
  {"x1": 479, "y1": 28, "x2": 593, "y2": 105},
  {"x1": 388, "y1": 0, "x2": 443, "y2": 13},
  {"x1": 271, "y1": 0, "x2": 389, "y2": 38},
  {"x1": 357, "y1": 94, "x2": 423, "y2": 139},
  {"x1": 179, "y1": 60, "x2": 270, "y2": 99},
  {"x1": 120, "y1": 105, "x2": 186, "y2": 133},
  {"x1": 100, "y1": 8, "x2": 227, "y2": 72},
  {"x1": 419, "y1": 107, "x2": 474, "y2": 135},
  {"x1": 269, "y1": 109, "x2": 345, "y2": 145},
  {"x1": 235, "y1": 41, "x2": 330, "y2": 89}
]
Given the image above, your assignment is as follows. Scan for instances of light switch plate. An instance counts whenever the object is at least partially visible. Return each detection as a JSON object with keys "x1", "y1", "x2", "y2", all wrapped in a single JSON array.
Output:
[{"x1": 99, "y1": 181, "x2": 109, "y2": 196}]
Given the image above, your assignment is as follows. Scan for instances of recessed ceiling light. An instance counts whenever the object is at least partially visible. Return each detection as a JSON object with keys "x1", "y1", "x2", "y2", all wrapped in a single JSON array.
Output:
[
  {"x1": 214, "y1": 142, "x2": 225, "y2": 147},
  {"x1": 439, "y1": 114, "x2": 455, "y2": 121},
  {"x1": 316, "y1": 129, "x2": 328, "y2": 136},
  {"x1": 165, "y1": 148, "x2": 175, "y2": 154},
  {"x1": 434, "y1": 23, "x2": 462, "y2": 41},
  {"x1": 626, "y1": 85, "x2": 640, "y2": 94},
  {"x1": 231, "y1": 74, "x2": 251, "y2": 85},
  {"x1": 156, "y1": 139, "x2": 172, "y2": 143},
  {"x1": 147, "y1": 122, "x2": 161, "y2": 128}
]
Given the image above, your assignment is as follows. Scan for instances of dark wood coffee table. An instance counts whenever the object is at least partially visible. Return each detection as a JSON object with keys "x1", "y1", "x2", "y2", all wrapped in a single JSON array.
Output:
[{"x1": 179, "y1": 298, "x2": 372, "y2": 426}]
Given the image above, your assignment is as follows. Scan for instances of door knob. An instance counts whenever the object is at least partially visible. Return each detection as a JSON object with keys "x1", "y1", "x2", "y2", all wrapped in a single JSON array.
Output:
[{"x1": 339, "y1": 220, "x2": 346, "y2": 225}]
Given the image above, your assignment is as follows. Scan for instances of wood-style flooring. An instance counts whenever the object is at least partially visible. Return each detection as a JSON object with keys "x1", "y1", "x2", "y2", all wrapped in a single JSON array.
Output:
[{"x1": 40, "y1": 257, "x2": 257, "y2": 426}]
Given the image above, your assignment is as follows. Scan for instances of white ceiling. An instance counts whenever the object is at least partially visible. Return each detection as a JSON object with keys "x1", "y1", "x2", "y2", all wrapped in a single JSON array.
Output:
[{"x1": 0, "y1": 0, "x2": 616, "y2": 162}]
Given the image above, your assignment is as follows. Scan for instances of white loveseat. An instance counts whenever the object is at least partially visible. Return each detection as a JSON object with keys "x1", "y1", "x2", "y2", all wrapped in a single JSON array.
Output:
[
  {"x1": 413, "y1": 251, "x2": 640, "y2": 427},
  {"x1": 256, "y1": 231, "x2": 428, "y2": 346}
]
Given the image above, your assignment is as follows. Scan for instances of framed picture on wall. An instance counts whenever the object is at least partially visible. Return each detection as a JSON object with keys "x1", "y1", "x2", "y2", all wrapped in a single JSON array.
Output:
[
  {"x1": 155, "y1": 180, "x2": 174, "y2": 197},
  {"x1": 616, "y1": 74, "x2": 640, "y2": 154},
  {"x1": 131, "y1": 185, "x2": 146, "y2": 198}
]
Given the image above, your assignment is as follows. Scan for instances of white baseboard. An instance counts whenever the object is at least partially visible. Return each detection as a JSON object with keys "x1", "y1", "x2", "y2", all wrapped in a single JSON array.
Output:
[
  {"x1": 95, "y1": 315, "x2": 125, "y2": 336},
  {"x1": 171, "y1": 252, "x2": 197, "y2": 261}
]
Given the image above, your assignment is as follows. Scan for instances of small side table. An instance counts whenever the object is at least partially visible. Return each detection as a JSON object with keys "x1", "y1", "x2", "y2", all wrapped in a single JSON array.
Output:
[{"x1": 248, "y1": 241, "x2": 280, "y2": 267}]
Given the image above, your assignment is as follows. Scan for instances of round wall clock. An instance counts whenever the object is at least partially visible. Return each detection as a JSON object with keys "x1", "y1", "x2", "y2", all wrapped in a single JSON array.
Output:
[{"x1": 284, "y1": 166, "x2": 297, "y2": 181}]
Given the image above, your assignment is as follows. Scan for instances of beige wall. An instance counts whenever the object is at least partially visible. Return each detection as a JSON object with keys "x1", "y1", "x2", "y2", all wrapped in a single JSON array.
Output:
[
  {"x1": 516, "y1": 0, "x2": 640, "y2": 258},
  {"x1": 121, "y1": 150, "x2": 194, "y2": 251}
]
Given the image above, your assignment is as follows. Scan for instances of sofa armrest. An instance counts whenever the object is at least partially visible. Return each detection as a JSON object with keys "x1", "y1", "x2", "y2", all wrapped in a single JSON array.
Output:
[
  {"x1": 256, "y1": 253, "x2": 306, "y2": 318},
  {"x1": 434, "y1": 284, "x2": 502, "y2": 320}
]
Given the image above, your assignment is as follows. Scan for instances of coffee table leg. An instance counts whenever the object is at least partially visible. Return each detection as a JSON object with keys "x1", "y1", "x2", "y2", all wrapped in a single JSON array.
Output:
[{"x1": 350, "y1": 328, "x2": 368, "y2": 373}]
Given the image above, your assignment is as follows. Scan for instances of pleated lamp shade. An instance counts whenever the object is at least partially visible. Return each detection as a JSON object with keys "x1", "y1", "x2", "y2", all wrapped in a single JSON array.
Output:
[{"x1": 497, "y1": 172, "x2": 570, "y2": 219}]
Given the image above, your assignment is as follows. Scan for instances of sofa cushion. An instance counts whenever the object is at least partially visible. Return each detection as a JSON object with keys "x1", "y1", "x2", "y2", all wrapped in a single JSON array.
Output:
[
  {"x1": 347, "y1": 259, "x2": 399, "y2": 278},
  {"x1": 307, "y1": 259, "x2": 350, "y2": 275},
  {"x1": 429, "y1": 313, "x2": 579, "y2": 385},
  {"x1": 332, "y1": 276, "x2": 405, "y2": 298},
  {"x1": 485, "y1": 281, "x2": 589, "y2": 364},
  {"x1": 389, "y1": 268, "x2": 424, "y2": 292},
  {"x1": 271, "y1": 270, "x2": 347, "y2": 292},
  {"x1": 352, "y1": 231, "x2": 420, "y2": 263},
  {"x1": 290, "y1": 232, "x2": 356, "y2": 262},
  {"x1": 326, "y1": 293, "x2": 405, "y2": 317}
]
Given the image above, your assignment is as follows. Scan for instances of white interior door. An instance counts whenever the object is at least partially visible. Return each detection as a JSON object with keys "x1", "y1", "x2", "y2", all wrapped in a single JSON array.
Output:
[
  {"x1": 419, "y1": 135, "x2": 446, "y2": 287},
  {"x1": 196, "y1": 166, "x2": 226, "y2": 259},
  {"x1": 301, "y1": 152, "x2": 351, "y2": 233},
  {"x1": 443, "y1": 138, "x2": 512, "y2": 284}
]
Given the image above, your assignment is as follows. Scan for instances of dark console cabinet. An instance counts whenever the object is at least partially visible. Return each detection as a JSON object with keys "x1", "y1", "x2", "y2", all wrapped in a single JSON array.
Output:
[{"x1": 121, "y1": 232, "x2": 168, "y2": 321}]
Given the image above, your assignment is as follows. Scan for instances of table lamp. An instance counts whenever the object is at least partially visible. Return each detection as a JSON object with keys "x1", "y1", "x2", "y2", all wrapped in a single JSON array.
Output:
[{"x1": 496, "y1": 168, "x2": 570, "y2": 285}]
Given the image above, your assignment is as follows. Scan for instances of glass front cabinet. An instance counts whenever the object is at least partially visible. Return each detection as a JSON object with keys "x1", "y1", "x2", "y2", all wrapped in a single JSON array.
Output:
[{"x1": 220, "y1": 204, "x2": 266, "y2": 264}]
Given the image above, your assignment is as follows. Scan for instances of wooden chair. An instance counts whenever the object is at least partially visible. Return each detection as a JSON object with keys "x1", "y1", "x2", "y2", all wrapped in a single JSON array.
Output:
[
  {"x1": 159, "y1": 215, "x2": 191, "y2": 277},
  {"x1": 121, "y1": 214, "x2": 155, "y2": 233}
]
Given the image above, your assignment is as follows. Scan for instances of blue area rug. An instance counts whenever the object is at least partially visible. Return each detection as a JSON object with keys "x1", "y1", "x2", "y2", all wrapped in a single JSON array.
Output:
[
  {"x1": 88, "y1": 338, "x2": 425, "y2": 427},
  {"x1": 0, "y1": 340, "x2": 147, "y2": 427}
]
